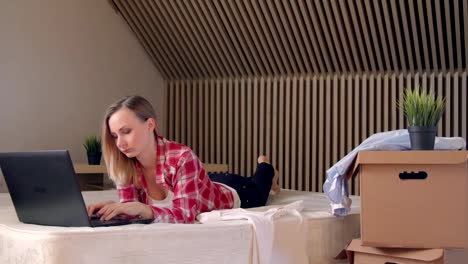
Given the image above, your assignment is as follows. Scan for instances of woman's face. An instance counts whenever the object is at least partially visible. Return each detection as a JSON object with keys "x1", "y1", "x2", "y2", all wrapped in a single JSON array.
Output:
[{"x1": 108, "y1": 107, "x2": 155, "y2": 158}]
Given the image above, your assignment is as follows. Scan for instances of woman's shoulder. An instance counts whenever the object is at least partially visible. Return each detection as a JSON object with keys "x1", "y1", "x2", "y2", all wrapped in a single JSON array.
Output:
[
  {"x1": 162, "y1": 137, "x2": 192, "y2": 153},
  {"x1": 160, "y1": 136, "x2": 198, "y2": 164}
]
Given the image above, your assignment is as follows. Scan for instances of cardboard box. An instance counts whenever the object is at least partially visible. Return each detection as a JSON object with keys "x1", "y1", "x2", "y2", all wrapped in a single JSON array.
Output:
[
  {"x1": 344, "y1": 239, "x2": 444, "y2": 264},
  {"x1": 445, "y1": 249, "x2": 468, "y2": 263},
  {"x1": 353, "y1": 151, "x2": 468, "y2": 248}
]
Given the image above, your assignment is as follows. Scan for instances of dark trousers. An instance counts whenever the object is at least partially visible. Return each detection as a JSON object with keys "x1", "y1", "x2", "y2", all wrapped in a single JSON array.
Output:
[{"x1": 209, "y1": 163, "x2": 275, "y2": 208}]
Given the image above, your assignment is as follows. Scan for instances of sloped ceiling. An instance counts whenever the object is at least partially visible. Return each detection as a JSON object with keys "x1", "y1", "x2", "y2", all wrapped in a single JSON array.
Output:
[{"x1": 109, "y1": 0, "x2": 468, "y2": 80}]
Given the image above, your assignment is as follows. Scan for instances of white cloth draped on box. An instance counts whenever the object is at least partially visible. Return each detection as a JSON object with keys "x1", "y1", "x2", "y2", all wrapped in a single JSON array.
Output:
[{"x1": 323, "y1": 129, "x2": 466, "y2": 217}]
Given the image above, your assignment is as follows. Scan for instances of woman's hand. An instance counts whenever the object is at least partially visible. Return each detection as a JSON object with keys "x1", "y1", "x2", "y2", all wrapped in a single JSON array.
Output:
[
  {"x1": 96, "y1": 202, "x2": 153, "y2": 221},
  {"x1": 86, "y1": 200, "x2": 116, "y2": 217}
]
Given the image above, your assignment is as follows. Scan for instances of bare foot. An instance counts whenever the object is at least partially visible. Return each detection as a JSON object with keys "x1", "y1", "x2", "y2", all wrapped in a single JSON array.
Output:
[
  {"x1": 257, "y1": 155, "x2": 280, "y2": 195},
  {"x1": 270, "y1": 169, "x2": 281, "y2": 195},
  {"x1": 257, "y1": 155, "x2": 269, "y2": 164}
]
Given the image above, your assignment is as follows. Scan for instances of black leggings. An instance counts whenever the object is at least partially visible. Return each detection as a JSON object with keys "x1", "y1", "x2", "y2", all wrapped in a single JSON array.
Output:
[{"x1": 209, "y1": 163, "x2": 275, "y2": 208}]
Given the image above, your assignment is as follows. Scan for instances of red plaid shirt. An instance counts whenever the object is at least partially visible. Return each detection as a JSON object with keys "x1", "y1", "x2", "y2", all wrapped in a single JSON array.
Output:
[{"x1": 117, "y1": 136, "x2": 234, "y2": 223}]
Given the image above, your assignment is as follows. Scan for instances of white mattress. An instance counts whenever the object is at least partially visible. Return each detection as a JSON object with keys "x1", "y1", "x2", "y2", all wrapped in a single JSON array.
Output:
[
  {"x1": 266, "y1": 190, "x2": 361, "y2": 264},
  {"x1": 0, "y1": 190, "x2": 361, "y2": 264}
]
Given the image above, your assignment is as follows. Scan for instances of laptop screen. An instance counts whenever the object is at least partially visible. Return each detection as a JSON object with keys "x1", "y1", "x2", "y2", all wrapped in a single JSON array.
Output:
[{"x1": 0, "y1": 150, "x2": 95, "y2": 227}]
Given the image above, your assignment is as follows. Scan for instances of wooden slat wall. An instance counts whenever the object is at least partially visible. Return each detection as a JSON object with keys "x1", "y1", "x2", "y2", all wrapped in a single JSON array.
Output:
[
  {"x1": 166, "y1": 72, "x2": 468, "y2": 194},
  {"x1": 111, "y1": 0, "x2": 468, "y2": 79},
  {"x1": 110, "y1": 1, "x2": 468, "y2": 194}
]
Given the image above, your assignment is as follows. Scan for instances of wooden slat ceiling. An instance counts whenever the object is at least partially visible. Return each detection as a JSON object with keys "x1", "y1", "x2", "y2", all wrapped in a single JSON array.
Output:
[{"x1": 109, "y1": 0, "x2": 468, "y2": 80}]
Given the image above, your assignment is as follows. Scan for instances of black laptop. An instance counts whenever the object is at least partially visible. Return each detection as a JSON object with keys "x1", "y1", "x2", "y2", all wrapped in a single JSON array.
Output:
[{"x1": 0, "y1": 150, "x2": 154, "y2": 227}]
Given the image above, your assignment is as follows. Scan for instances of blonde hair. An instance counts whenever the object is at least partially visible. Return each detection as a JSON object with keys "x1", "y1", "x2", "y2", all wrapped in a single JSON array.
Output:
[{"x1": 102, "y1": 95, "x2": 158, "y2": 186}]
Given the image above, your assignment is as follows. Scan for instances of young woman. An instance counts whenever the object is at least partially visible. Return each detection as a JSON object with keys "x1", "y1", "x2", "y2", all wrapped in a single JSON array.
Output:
[{"x1": 87, "y1": 95, "x2": 280, "y2": 224}]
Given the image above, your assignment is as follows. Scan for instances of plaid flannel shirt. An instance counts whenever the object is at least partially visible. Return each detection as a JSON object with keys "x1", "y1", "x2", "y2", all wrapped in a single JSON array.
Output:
[{"x1": 117, "y1": 136, "x2": 234, "y2": 223}]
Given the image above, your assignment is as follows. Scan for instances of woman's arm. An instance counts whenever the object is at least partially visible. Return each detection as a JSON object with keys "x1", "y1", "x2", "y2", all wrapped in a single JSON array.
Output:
[
  {"x1": 96, "y1": 201, "x2": 153, "y2": 221},
  {"x1": 117, "y1": 184, "x2": 141, "y2": 203},
  {"x1": 92, "y1": 185, "x2": 153, "y2": 221}
]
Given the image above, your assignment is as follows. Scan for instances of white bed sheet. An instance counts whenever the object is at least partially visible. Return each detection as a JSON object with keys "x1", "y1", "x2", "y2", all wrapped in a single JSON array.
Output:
[
  {"x1": 0, "y1": 191, "x2": 253, "y2": 264},
  {"x1": 0, "y1": 190, "x2": 361, "y2": 264}
]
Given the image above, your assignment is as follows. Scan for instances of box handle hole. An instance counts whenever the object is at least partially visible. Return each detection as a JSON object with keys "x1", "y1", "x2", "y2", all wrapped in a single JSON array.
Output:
[{"x1": 399, "y1": 171, "x2": 428, "y2": 180}]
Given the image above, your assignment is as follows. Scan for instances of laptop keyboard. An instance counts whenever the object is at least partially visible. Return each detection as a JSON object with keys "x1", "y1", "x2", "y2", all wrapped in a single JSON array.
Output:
[
  {"x1": 90, "y1": 218, "x2": 133, "y2": 227},
  {"x1": 89, "y1": 214, "x2": 154, "y2": 227},
  {"x1": 89, "y1": 214, "x2": 128, "y2": 227}
]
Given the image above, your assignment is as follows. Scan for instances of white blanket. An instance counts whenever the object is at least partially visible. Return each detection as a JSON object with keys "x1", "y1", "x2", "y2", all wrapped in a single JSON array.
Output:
[{"x1": 198, "y1": 201, "x2": 307, "y2": 264}]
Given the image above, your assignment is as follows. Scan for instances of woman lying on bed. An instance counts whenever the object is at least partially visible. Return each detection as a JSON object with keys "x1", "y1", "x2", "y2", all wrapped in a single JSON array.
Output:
[{"x1": 86, "y1": 95, "x2": 280, "y2": 224}]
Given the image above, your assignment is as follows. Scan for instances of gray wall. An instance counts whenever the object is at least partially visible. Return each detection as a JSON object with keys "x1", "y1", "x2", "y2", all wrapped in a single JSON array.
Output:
[{"x1": 0, "y1": 0, "x2": 165, "y2": 191}]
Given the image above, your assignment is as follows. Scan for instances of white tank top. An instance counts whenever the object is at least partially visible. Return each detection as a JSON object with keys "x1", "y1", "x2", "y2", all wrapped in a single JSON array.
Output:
[{"x1": 147, "y1": 190, "x2": 174, "y2": 207}]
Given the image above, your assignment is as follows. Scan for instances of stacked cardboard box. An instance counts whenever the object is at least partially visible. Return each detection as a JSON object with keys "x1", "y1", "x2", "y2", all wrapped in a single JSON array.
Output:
[{"x1": 344, "y1": 151, "x2": 468, "y2": 263}]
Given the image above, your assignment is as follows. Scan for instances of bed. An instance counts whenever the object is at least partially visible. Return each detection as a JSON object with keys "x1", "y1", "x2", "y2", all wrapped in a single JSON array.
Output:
[
  {"x1": 0, "y1": 190, "x2": 361, "y2": 264},
  {"x1": 266, "y1": 190, "x2": 360, "y2": 263}
]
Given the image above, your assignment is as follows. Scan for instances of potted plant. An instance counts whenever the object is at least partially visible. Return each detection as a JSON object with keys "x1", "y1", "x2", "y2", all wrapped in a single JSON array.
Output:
[
  {"x1": 398, "y1": 87, "x2": 446, "y2": 150},
  {"x1": 83, "y1": 134, "x2": 102, "y2": 165}
]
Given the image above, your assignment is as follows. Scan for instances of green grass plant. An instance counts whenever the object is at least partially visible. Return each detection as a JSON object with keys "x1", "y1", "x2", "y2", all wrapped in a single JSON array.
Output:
[
  {"x1": 398, "y1": 87, "x2": 445, "y2": 127},
  {"x1": 83, "y1": 134, "x2": 102, "y2": 153}
]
